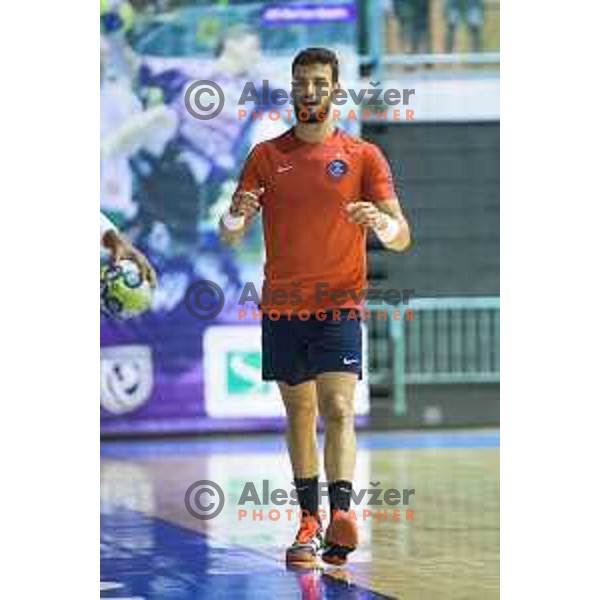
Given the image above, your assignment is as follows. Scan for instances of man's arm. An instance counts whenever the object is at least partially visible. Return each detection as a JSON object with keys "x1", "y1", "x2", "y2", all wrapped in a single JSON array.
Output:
[
  {"x1": 100, "y1": 213, "x2": 157, "y2": 287},
  {"x1": 351, "y1": 142, "x2": 411, "y2": 252},
  {"x1": 219, "y1": 188, "x2": 263, "y2": 246},
  {"x1": 219, "y1": 216, "x2": 248, "y2": 247},
  {"x1": 101, "y1": 105, "x2": 178, "y2": 160},
  {"x1": 373, "y1": 198, "x2": 411, "y2": 252},
  {"x1": 220, "y1": 144, "x2": 265, "y2": 246},
  {"x1": 346, "y1": 200, "x2": 411, "y2": 252}
]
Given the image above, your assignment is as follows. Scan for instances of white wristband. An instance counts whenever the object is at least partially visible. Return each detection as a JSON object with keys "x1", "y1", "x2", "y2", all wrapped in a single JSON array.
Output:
[
  {"x1": 374, "y1": 213, "x2": 401, "y2": 244},
  {"x1": 222, "y1": 210, "x2": 246, "y2": 232}
]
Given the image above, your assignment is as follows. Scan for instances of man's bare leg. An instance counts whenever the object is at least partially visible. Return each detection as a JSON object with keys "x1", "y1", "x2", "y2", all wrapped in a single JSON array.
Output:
[
  {"x1": 279, "y1": 380, "x2": 323, "y2": 564},
  {"x1": 316, "y1": 372, "x2": 359, "y2": 565},
  {"x1": 278, "y1": 380, "x2": 319, "y2": 478}
]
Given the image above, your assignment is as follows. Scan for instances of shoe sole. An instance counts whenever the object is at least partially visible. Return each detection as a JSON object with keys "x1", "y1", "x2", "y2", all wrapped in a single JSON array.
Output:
[
  {"x1": 322, "y1": 544, "x2": 355, "y2": 566},
  {"x1": 286, "y1": 549, "x2": 319, "y2": 566}
]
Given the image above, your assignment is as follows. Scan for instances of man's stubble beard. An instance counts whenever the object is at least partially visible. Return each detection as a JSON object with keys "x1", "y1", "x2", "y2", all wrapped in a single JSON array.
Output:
[{"x1": 293, "y1": 96, "x2": 332, "y2": 124}]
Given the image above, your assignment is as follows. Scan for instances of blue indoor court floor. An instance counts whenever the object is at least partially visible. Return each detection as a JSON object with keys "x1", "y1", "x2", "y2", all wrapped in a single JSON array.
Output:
[{"x1": 100, "y1": 430, "x2": 500, "y2": 599}]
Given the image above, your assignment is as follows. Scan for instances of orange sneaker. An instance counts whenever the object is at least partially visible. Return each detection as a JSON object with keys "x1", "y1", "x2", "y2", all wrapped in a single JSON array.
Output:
[
  {"x1": 285, "y1": 516, "x2": 324, "y2": 565},
  {"x1": 322, "y1": 510, "x2": 359, "y2": 566}
]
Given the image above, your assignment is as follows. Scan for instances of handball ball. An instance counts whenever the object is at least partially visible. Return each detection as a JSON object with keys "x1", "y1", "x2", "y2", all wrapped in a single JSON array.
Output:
[
  {"x1": 101, "y1": 0, "x2": 135, "y2": 35},
  {"x1": 101, "y1": 259, "x2": 153, "y2": 319}
]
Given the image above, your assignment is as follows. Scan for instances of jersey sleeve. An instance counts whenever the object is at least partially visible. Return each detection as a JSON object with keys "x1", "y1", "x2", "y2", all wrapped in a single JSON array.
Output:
[
  {"x1": 361, "y1": 143, "x2": 398, "y2": 204},
  {"x1": 235, "y1": 143, "x2": 265, "y2": 195}
]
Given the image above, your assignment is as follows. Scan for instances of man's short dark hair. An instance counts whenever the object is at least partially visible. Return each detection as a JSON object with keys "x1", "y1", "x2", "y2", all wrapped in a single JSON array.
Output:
[{"x1": 292, "y1": 47, "x2": 339, "y2": 83}]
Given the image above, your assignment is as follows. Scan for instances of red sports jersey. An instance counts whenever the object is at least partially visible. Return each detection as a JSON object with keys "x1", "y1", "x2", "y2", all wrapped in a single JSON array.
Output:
[{"x1": 236, "y1": 128, "x2": 397, "y2": 313}]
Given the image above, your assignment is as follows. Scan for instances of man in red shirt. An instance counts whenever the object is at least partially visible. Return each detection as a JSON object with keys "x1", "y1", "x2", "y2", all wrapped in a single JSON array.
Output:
[{"x1": 220, "y1": 48, "x2": 411, "y2": 566}]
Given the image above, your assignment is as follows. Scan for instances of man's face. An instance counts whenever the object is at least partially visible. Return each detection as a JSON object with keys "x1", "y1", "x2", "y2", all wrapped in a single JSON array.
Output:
[
  {"x1": 223, "y1": 32, "x2": 260, "y2": 75},
  {"x1": 292, "y1": 63, "x2": 338, "y2": 123}
]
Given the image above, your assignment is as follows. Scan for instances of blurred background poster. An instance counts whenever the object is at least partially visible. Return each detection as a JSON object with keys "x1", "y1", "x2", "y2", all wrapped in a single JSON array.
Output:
[{"x1": 100, "y1": 1, "x2": 363, "y2": 435}]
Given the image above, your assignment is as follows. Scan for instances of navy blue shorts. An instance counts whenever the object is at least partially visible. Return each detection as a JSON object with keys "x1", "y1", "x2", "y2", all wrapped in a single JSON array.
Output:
[{"x1": 262, "y1": 310, "x2": 362, "y2": 385}]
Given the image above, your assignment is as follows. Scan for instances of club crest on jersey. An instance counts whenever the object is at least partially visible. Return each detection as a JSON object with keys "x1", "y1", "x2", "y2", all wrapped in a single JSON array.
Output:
[{"x1": 327, "y1": 159, "x2": 349, "y2": 178}]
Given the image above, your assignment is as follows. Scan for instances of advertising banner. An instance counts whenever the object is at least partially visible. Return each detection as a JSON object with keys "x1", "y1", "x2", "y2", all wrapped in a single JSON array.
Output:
[{"x1": 101, "y1": 1, "x2": 364, "y2": 435}]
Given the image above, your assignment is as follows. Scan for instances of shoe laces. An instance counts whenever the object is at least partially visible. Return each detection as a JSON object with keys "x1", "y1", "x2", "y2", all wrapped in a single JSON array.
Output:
[{"x1": 296, "y1": 516, "x2": 321, "y2": 544}]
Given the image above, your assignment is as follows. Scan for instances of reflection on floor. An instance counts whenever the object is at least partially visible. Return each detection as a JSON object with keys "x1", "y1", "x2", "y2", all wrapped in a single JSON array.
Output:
[{"x1": 101, "y1": 430, "x2": 500, "y2": 599}]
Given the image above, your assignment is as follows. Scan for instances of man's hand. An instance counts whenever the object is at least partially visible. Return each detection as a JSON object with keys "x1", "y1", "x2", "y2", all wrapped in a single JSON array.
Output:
[
  {"x1": 345, "y1": 202, "x2": 387, "y2": 229},
  {"x1": 230, "y1": 188, "x2": 264, "y2": 220},
  {"x1": 346, "y1": 200, "x2": 411, "y2": 252},
  {"x1": 102, "y1": 230, "x2": 158, "y2": 288},
  {"x1": 220, "y1": 188, "x2": 264, "y2": 246}
]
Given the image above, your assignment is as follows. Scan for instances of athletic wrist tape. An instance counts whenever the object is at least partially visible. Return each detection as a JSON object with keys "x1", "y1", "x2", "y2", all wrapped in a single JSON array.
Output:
[
  {"x1": 374, "y1": 213, "x2": 401, "y2": 243},
  {"x1": 222, "y1": 210, "x2": 246, "y2": 232}
]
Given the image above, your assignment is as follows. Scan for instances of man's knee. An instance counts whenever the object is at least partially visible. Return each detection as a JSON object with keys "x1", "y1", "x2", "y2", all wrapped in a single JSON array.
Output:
[
  {"x1": 286, "y1": 400, "x2": 317, "y2": 422},
  {"x1": 280, "y1": 384, "x2": 318, "y2": 422},
  {"x1": 319, "y1": 391, "x2": 354, "y2": 424}
]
